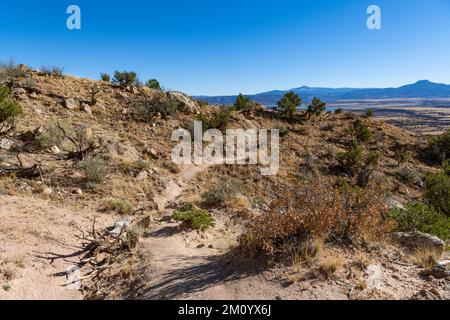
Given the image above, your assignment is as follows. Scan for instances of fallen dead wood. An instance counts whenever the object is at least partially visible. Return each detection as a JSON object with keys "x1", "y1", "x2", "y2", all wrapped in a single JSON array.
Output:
[{"x1": 0, "y1": 164, "x2": 43, "y2": 179}]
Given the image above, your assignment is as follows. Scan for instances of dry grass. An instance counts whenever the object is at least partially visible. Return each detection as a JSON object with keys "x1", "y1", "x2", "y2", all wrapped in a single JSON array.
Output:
[
  {"x1": 316, "y1": 254, "x2": 344, "y2": 279},
  {"x1": 410, "y1": 246, "x2": 442, "y2": 269},
  {"x1": 101, "y1": 197, "x2": 134, "y2": 215}
]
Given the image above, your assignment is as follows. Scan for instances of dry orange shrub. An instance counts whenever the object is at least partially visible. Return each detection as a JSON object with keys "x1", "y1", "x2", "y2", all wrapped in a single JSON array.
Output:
[{"x1": 239, "y1": 179, "x2": 389, "y2": 258}]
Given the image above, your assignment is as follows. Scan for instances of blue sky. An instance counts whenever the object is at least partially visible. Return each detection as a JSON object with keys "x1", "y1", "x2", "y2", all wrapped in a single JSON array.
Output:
[{"x1": 1, "y1": 0, "x2": 450, "y2": 95}]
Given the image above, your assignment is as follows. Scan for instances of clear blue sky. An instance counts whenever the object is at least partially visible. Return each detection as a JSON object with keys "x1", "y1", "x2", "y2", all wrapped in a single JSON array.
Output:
[{"x1": 1, "y1": 0, "x2": 449, "y2": 95}]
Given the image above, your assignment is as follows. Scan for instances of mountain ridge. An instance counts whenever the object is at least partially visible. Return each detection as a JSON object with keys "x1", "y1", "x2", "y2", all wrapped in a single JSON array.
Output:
[{"x1": 195, "y1": 80, "x2": 450, "y2": 106}]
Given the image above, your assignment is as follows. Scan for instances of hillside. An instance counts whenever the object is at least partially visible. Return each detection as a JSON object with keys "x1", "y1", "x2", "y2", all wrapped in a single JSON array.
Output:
[
  {"x1": 195, "y1": 80, "x2": 450, "y2": 106},
  {"x1": 0, "y1": 66, "x2": 449, "y2": 300}
]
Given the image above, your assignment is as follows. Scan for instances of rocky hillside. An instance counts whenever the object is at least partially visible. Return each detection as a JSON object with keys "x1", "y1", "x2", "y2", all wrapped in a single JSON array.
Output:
[{"x1": 0, "y1": 65, "x2": 448, "y2": 300}]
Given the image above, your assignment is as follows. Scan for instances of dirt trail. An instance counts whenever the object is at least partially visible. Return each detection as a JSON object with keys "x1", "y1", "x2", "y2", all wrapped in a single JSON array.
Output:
[{"x1": 0, "y1": 196, "x2": 116, "y2": 300}]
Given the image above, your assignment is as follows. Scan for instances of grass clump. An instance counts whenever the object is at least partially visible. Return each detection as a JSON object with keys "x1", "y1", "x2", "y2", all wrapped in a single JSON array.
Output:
[
  {"x1": 411, "y1": 246, "x2": 442, "y2": 269},
  {"x1": 82, "y1": 156, "x2": 108, "y2": 184},
  {"x1": 172, "y1": 204, "x2": 215, "y2": 231},
  {"x1": 102, "y1": 198, "x2": 133, "y2": 215},
  {"x1": 316, "y1": 255, "x2": 344, "y2": 279},
  {"x1": 40, "y1": 65, "x2": 64, "y2": 78},
  {"x1": 202, "y1": 179, "x2": 240, "y2": 206},
  {"x1": 100, "y1": 73, "x2": 110, "y2": 82}
]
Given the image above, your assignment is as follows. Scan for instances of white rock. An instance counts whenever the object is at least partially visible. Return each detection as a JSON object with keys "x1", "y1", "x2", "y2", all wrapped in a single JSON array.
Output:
[
  {"x1": 82, "y1": 103, "x2": 93, "y2": 116},
  {"x1": 64, "y1": 98, "x2": 79, "y2": 110},
  {"x1": 29, "y1": 92, "x2": 38, "y2": 99},
  {"x1": 136, "y1": 170, "x2": 148, "y2": 181},
  {"x1": 50, "y1": 146, "x2": 61, "y2": 154},
  {"x1": 73, "y1": 188, "x2": 83, "y2": 195},
  {"x1": 13, "y1": 88, "x2": 26, "y2": 95},
  {"x1": 42, "y1": 187, "x2": 53, "y2": 195},
  {"x1": 0, "y1": 139, "x2": 15, "y2": 150}
]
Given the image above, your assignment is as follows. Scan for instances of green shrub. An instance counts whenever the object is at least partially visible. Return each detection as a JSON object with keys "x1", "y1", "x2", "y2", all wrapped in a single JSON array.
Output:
[
  {"x1": 35, "y1": 120, "x2": 73, "y2": 148},
  {"x1": 202, "y1": 179, "x2": 240, "y2": 205},
  {"x1": 394, "y1": 150, "x2": 409, "y2": 166},
  {"x1": 306, "y1": 97, "x2": 326, "y2": 118},
  {"x1": 0, "y1": 86, "x2": 22, "y2": 134},
  {"x1": 334, "y1": 108, "x2": 343, "y2": 114},
  {"x1": 387, "y1": 202, "x2": 450, "y2": 240},
  {"x1": 195, "y1": 109, "x2": 231, "y2": 132},
  {"x1": 234, "y1": 93, "x2": 252, "y2": 112},
  {"x1": 82, "y1": 156, "x2": 108, "y2": 184},
  {"x1": 100, "y1": 73, "x2": 110, "y2": 82},
  {"x1": 113, "y1": 70, "x2": 137, "y2": 86},
  {"x1": 337, "y1": 145, "x2": 363, "y2": 175},
  {"x1": 424, "y1": 169, "x2": 450, "y2": 215},
  {"x1": 277, "y1": 91, "x2": 301, "y2": 120},
  {"x1": 173, "y1": 204, "x2": 215, "y2": 231},
  {"x1": 351, "y1": 119, "x2": 373, "y2": 144},
  {"x1": 101, "y1": 198, "x2": 133, "y2": 215},
  {"x1": 146, "y1": 79, "x2": 161, "y2": 90},
  {"x1": 365, "y1": 109, "x2": 374, "y2": 118},
  {"x1": 428, "y1": 129, "x2": 450, "y2": 163}
]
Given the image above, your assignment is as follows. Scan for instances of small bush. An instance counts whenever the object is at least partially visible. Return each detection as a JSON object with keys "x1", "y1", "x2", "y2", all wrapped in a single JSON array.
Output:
[
  {"x1": 306, "y1": 97, "x2": 326, "y2": 118},
  {"x1": 173, "y1": 204, "x2": 215, "y2": 231},
  {"x1": 428, "y1": 129, "x2": 450, "y2": 163},
  {"x1": 277, "y1": 91, "x2": 301, "y2": 120},
  {"x1": 35, "y1": 120, "x2": 73, "y2": 148},
  {"x1": 337, "y1": 145, "x2": 363, "y2": 175},
  {"x1": 113, "y1": 70, "x2": 137, "y2": 86},
  {"x1": 234, "y1": 93, "x2": 253, "y2": 112},
  {"x1": 394, "y1": 150, "x2": 409, "y2": 166},
  {"x1": 239, "y1": 180, "x2": 388, "y2": 260},
  {"x1": 424, "y1": 169, "x2": 450, "y2": 215},
  {"x1": 40, "y1": 65, "x2": 64, "y2": 78},
  {"x1": 334, "y1": 108, "x2": 343, "y2": 114},
  {"x1": 146, "y1": 79, "x2": 161, "y2": 90},
  {"x1": 351, "y1": 119, "x2": 373, "y2": 144},
  {"x1": 0, "y1": 86, "x2": 22, "y2": 134},
  {"x1": 133, "y1": 94, "x2": 179, "y2": 120},
  {"x1": 100, "y1": 73, "x2": 110, "y2": 82},
  {"x1": 0, "y1": 60, "x2": 26, "y2": 85},
  {"x1": 202, "y1": 179, "x2": 240, "y2": 205},
  {"x1": 82, "y1": 156, "x2": 108, "y2": 184},
  {"x1": 195, "y1": 109, "x2": 231, "y2": 132},
  {"x1": 101, "y1": 198, "x2": 133, "y2": 215},
  {"x1": 365, "y1": 109, "x2": 374, "y2": 118},
  {"x1": 386, "y1": 202, "x2": 449, "y2": 240}
]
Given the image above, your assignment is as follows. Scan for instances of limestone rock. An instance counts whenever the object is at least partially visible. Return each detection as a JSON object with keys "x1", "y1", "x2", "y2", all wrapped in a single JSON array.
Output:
[
  {"x1": 390, "y1": 231, "x2": 445, "y2": 254},
  {"x1": 136, "y1": 170, "x2": 148, "y2": 181},
  {"x1": 64, "y1": 98, "x2": 79, "y2": 110},
  {"x1": 0, "y1": 139, "x2": 15, "y2": 150},
  {"x1": 81, "y1": 103, "x2": 93, "y2": 116}
]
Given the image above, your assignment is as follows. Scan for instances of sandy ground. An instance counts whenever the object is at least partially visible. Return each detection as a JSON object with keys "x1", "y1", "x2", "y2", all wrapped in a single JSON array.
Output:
[{"x1": 0, "y1": 196, "x2": 117, "y2": 300}]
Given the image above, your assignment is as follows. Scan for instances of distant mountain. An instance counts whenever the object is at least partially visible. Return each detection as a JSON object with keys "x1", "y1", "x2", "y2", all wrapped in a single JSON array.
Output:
[{"x1": 194, "y1": 80, "x2": 450, "y2": 106}]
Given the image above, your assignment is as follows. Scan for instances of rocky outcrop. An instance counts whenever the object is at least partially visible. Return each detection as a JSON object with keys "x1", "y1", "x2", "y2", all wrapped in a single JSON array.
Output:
[
  {"x1": 169, "y1": 91, "x2": 200, "y2": 114},
  {"x1": 390, "y1": 231, "x2": 445, "y2": 253}
]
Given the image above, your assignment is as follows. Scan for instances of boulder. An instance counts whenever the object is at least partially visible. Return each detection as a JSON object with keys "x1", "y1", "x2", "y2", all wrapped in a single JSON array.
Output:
[
  {"x1": 169, "y1": 91, "x2": 200, "y2": 114},
  {"x1": 0, "y1": 139, "x2": 15, "y2": 150},
  {"x1": 64, "y1": 98, "x2": 79, "y2": 110},
  {"x1": 390, "y1": 231, "x2": 445, "y2": 254},
  {"x1": 81, "y1": 103, "x2": 93, "y2": 116},
  {"x1": 135, "y1": 170, "x2": 148, "y2": 181}
]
